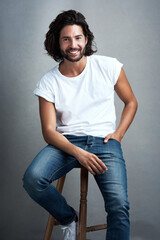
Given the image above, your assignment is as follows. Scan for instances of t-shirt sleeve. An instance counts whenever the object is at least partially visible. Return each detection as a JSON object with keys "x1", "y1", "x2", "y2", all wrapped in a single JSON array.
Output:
[
  {"x1": 112, "y1": 58, "x2": 123, "y2": 85},
  {"x1": 33, "y1": 75, "x2": 55, "y2": 103}
]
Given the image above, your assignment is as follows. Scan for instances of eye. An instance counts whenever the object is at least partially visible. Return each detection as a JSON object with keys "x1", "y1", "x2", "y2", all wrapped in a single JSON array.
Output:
[
  {"x1": 76, "y1": 36, "x2": 82, "y2": 40},
  {"x1": 63, "y1": 38, "x2": 69, "y2": 42}
]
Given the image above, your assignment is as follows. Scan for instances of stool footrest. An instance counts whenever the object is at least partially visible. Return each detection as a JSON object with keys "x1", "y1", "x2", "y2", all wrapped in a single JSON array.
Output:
[
  {"x1": 86, "y1": 224, "x2": 107, "y2": 232},
  {"x1": 51, "y1": 221, "x2": 107, "y2": 232}
]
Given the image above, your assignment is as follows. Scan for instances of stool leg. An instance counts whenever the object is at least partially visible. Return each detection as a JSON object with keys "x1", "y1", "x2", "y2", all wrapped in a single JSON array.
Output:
[
  {"x1": 43, "y1": 175, "x2": 66, "y2": 240},
  {"x1": 78, "y1": 167, "x2": 88, "y2": 240}
]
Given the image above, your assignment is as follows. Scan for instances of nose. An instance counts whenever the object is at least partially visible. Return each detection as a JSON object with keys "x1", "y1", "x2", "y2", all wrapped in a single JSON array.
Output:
[{"x1": 70, "y1": 39, "x2": 76, "y2": 48}]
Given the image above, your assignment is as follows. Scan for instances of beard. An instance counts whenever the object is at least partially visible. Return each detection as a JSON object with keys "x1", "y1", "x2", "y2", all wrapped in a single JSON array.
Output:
[{"x1": 60, "y1": 46, "x2": 86, "y2": 62}]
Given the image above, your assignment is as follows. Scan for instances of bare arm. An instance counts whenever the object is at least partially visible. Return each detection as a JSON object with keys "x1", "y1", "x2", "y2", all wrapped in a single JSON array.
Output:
[
  {"x1": 114, "y1": 68, "x2": 138, "y2": 140},
  {"x1": 38, "y1": 97, "x2": 107, "y2": 175},
  {"x1": 104, "y1": 68, "x2": 138, "y2": 143}
]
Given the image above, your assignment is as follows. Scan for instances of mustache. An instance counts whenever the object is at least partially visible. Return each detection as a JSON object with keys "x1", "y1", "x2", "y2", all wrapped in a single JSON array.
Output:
[{"x1": 66, "y1": 48, "x2": 81, "y2": 52}]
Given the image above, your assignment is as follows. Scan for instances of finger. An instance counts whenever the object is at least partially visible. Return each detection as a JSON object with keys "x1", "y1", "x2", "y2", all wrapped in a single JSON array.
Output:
[
  {"x1": 89, "y1": 155, "x2": 105, "y2": 174},
  {"x1": 90, "y1": 162, "x2": 103, "y2": 174},
  {"x1": 104, "y1": 134, "x2": 112, "y2": 143},
  {"x1": 95, "y1": 157, "x2": 108, "y2": 171},
  {"x1": 91, "y1": 161, "x2": 105, "y2": 174},
  {"x1": 88, "y1": 166, "x2": 96, "y2": 175},
  {"x1": 104, "y1": 137, "x2": 110, "y2": 143}
]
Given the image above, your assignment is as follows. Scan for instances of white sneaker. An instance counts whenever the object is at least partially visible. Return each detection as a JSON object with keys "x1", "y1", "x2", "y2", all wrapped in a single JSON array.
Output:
[{"x1": 61, "y1": 220, "x2": 78, "y2": 240}]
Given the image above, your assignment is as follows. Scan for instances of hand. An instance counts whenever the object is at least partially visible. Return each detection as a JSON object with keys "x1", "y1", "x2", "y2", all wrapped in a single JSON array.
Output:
[
  {"x1": 104, "y1": 131, "x2": 122, "y2": 143},
  {"x1": 75, "y1": 147, "x2": 108, "y2": 175}
]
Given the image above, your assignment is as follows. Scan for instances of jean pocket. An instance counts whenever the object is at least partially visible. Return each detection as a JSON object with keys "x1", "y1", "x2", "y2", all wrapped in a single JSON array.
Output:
[{"x1": 109, "y1": 138, "x2": 121, "y2": 144}]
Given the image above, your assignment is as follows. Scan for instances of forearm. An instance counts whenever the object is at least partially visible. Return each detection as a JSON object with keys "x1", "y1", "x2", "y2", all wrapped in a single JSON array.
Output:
[
  {"x1": 43, "y1": 129, "x2": 107, "y2": 175},
  {"x1": 43, "y1": 129, "x2": 81, "y2": 158},
  {"x1": 115, "y1": 99, "x2": 138, "y2": 140}
]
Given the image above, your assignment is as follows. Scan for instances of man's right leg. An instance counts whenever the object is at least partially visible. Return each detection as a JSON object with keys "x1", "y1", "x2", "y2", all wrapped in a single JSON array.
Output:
[{"x1": 23, "y1": 144, "x2": 79, "y2": 225}]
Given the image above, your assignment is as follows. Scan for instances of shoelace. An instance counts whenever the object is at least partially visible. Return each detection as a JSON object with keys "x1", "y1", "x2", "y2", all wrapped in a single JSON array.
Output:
[{"x1": 62, "y1": 225, "x2": 73, "y2": 239}]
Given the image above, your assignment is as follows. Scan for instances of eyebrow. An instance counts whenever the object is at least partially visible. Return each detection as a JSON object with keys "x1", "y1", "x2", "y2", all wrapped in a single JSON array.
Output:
[{"x1": 61, "y1": 34, "x2": 83, "y2": 39}]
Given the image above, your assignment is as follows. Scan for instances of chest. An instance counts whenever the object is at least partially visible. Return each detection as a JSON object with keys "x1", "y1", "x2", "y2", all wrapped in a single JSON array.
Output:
[{"x1": 55, "y1": 70, "x2": 114, "y2": 110}]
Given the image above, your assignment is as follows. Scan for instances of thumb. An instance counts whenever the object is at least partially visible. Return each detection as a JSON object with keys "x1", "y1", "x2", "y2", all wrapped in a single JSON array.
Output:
[{"x1": 104, "y1": 134, "x2": 111, "y2": 143}]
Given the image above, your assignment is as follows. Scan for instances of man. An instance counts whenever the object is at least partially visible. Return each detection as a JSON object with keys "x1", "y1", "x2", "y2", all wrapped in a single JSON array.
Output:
[{"x1": 23, "y1": 10, "x2": 138, "y2": 240}]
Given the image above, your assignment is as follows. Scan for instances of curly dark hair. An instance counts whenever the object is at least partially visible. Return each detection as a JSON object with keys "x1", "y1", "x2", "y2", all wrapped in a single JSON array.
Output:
[{"x1": 44, "y1": 10, "x2": 97, "y2": 62}]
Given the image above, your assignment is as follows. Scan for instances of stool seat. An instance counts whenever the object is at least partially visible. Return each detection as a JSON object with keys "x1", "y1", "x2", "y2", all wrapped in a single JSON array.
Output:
[{"x1": 43, "y1": 165, "x2": 107, "y2": 240}]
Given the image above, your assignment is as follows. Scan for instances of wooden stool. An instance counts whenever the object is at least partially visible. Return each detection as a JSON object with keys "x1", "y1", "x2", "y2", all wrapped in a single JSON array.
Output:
[{"x1": 43, "y1": 166, "x2": 107, "y2": 240}]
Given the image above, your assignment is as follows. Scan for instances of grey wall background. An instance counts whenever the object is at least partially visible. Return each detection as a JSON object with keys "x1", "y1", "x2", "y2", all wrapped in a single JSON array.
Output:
[{"x1": 1, "y1": 0, "x2": 160, "y2": 239}]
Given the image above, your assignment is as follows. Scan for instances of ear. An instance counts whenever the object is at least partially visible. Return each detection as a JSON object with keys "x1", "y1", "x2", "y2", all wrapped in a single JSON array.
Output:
[{"x1": 85, "y1": 36, "x2": 88, "y2": 45}]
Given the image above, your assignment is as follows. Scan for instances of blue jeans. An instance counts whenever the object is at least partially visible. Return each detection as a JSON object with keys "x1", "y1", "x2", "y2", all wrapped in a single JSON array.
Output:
[{"x1": 23, "y1": 135, "x2": 130, "y2": 240}]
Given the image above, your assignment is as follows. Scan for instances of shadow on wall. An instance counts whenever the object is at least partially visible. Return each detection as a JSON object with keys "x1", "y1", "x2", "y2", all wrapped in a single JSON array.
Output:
[{"x1": 131, "y1": 221, "x2": 160, "y2": 240}]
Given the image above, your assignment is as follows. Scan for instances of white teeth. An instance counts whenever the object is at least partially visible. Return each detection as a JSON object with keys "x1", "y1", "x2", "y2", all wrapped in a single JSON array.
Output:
[{"x1": 69, "y1": 50, "x2": 78, "y2": 53}]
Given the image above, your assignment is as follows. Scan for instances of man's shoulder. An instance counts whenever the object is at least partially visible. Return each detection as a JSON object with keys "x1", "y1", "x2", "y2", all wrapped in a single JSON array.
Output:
[
  {"x1": 90, "y1": 54, "x2": 115, "y2": 61},
  {"x1": 38, "y1": 64, "x2": 59, "y2": 85},
  {"x1": 89, "y1": 55, "x2": 117, "y2": 70},
  {"x1": 42, "y1": 64, "x2": 59, "y2": 79}
]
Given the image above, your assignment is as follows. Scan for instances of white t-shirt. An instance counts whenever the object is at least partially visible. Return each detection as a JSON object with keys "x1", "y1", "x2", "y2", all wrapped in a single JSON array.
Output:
[{"x1": 33, "y1": 55, "x2": 123, "y2": 138}]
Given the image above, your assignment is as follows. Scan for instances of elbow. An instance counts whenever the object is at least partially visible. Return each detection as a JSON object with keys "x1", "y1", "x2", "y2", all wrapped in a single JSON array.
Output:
[
  {"x1": 42, "y1": 127, "x2": 56, "y2": 144},
  {"x1": 133, "y1": 98, "x2": 138, "y2": 114},
  {"x1": 134, "y1": 97, "x2": 138, "y2": 112},
  {"x1": 126, "y1": 97, "x2": 138, "y2": 112}
]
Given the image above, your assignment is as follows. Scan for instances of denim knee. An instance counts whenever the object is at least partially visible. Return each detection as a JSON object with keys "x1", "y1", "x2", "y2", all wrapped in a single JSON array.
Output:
[
  {"x1": 106, "y1": 195, "x2": 130, "y2": 219},
  {"x1": 22, "y1": 167, "x2": 50, "y2": 194}
]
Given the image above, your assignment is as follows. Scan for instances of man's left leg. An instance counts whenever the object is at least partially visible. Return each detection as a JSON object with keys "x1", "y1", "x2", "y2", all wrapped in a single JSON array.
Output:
[{"x1": 93, "y1": 138, "x2": 130, "y2": 240}]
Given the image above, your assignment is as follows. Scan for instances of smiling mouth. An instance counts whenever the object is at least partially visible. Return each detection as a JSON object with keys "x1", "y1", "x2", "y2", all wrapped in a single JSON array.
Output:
[{"x1": 67, "y1": 49, "x2": 81, "y2": 55}]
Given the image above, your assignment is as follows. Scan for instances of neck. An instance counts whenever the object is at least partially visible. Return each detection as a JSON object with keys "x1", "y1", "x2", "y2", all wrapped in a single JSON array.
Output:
[{"x1": 59, "y1": 56, "x2": 87, "y2": 77}]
